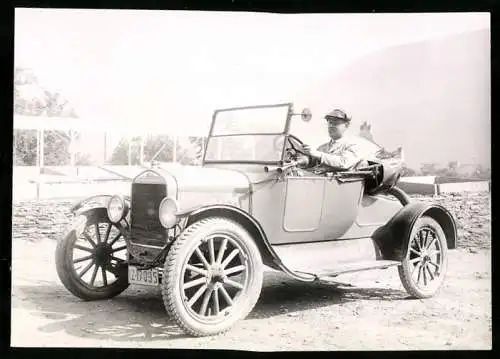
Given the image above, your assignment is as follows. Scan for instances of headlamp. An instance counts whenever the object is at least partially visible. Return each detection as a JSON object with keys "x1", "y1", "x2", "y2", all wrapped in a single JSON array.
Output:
[
  {"x1": 107, "y1": 195, "x2": 128, "y2": 223},
  {"x1": 159, "y1": 197, "x2": 180, "y2": 229}
]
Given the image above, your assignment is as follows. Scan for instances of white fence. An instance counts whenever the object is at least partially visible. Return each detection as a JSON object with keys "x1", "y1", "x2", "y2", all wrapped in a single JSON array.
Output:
[
  {"x1": 14, "y1": 115, "x2": 206, "y2": 168},
  {"x1": 438, "y1": 181, "x2": 490, "y2": 194}
]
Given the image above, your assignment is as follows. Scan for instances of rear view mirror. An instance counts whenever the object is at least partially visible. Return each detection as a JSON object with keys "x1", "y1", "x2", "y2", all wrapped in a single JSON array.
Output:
[{"x1": 301, "y1": 108, "x2": 312, "y2": 122}]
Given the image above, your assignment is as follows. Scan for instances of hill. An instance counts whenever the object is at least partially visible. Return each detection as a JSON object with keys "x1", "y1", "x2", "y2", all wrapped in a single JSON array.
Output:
[{"x1": 298, "y1": 29, "x2": 490, "y2": 170}]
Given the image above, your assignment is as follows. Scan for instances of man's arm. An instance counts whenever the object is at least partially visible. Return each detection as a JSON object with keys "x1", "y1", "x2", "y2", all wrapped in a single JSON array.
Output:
[
  {"x1": 316, "y1": 144, "x2": 361, "y2": 170},
  {"x1": 303, "y1": 143, "x2": 363, "y2": 170}
]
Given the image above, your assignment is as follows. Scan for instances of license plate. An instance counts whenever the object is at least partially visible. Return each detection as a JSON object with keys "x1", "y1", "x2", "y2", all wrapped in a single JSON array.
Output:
[{"x1": 128, "y1": 266, "x2": 159, "y2": 286}]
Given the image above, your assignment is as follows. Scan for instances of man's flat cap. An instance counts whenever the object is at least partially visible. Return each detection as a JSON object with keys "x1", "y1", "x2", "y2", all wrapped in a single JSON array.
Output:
[{"x1": 325, "y1": 109, "x2": 351, "y2": 122}]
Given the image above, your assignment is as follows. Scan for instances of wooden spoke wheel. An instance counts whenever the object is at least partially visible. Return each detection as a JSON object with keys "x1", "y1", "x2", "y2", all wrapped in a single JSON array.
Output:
[
  {"x1": 398, "y1": 216, "x2": 448, "y2": 299},
  {"x1": 55, "y1": 208, "x2": 129, "y2": 301},
  {"x1": 162, "y1": 217, "x2": 263, "y2": 337}
]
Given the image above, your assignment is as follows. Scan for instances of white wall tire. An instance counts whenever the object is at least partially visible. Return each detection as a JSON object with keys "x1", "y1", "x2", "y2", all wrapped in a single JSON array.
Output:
[
  {"x1": 398, "y1": 216, "x2": 448, "y2": 299},
  {"x1": 162, "y1": 217, "x2": 263, "y2": 337}
]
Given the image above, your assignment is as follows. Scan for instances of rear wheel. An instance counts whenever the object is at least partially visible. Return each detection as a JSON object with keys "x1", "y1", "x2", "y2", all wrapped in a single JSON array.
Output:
[
  {"x1": 398, "y1": 216, "x2": 448, "y2": 298},
  {"x1": 55, "y1": 208, "x2": 129, "y2": 301},
  {"x1": 162, "y1": 217, "x2": 263, "y2": 337}
]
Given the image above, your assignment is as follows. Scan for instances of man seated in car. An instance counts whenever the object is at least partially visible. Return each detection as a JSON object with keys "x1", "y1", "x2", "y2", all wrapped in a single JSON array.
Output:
[{"x1": 302, "y1": 108, "x2": 367, "y2": 172}]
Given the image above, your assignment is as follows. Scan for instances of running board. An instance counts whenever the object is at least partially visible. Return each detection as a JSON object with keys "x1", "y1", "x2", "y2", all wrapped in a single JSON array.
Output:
[
  {"x1": 295, "y1": 260, "x2": 401, "y2": 278},
  {"x1": 270, "y1": 238, "x2": 398, "y2": 282}
]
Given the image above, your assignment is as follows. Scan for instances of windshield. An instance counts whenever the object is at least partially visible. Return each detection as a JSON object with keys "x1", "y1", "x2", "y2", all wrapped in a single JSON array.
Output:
[
  {"x1": 211, "y1": 104, "x2": 291, "y2": 136},
  {"x1": 204, "y1": 104, "x2": 291, "y2": 163},
  {"x1": 204, "y1": 134, "x2": 285, "y2": 163}
]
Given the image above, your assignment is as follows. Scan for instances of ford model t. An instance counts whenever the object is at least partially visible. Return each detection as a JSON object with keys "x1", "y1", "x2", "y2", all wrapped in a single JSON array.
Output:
[{"x1": 56, "y1": 103, "x2": 457, "y2": 336}]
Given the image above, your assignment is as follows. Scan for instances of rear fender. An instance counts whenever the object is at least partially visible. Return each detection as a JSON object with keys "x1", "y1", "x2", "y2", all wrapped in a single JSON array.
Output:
[{"x1": 372, "y1": 202, "x2": 457, "y2": 261}]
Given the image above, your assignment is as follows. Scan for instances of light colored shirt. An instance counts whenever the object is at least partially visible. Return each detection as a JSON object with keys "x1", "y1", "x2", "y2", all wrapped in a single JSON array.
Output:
[
  {"x1": 316, "y1": 135, "x2": 365, "y2": 170},
  {"x1": 285, "y1": 134, "x2": 403, "y2": 176}
]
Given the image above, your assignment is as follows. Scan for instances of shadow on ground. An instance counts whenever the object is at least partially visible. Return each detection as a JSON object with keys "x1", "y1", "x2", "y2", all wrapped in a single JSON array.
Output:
[
  {"x1": 249, "y1": 272, "x2": 409, "y2": 319},
  {"x1": 13, "y1": 272, "x2": 409, "y2": 343},
  {"x1": 13, "y1": 280, "x2": 187, "y2": 342}
]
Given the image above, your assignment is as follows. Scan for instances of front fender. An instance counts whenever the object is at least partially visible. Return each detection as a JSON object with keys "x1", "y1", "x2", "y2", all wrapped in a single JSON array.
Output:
[
  {"x1": 70, "y1": 194, "x2": 131, "y2": 216},
  {"x1": 372, "y1": 202, "x2": 457, "y2": 261},
  {"x1": 183, "y1": 204, "x2": 279, "y2": 267},
  {"x1": 182, "y1": 204, "x2": 315, "y2": 281}
]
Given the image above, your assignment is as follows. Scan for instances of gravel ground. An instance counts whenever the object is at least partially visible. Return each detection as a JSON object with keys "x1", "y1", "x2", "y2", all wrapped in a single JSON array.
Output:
[{"x1": 10, "y1": 193, "x2": 492, "y2": 350}]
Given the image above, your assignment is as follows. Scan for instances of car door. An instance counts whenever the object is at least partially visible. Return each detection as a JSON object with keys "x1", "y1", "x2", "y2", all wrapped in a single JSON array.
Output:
[
  {"x1": 319, "y1": 174, "x2": 364, "y2": 240},
  {"x1": 282, "y1": 175, "x2": 325, "y2": 233}
]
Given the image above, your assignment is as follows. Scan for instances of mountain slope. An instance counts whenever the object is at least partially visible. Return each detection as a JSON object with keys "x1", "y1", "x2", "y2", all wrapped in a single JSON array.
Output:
[{"x1": 298, "y1": 29, "x2": 490, "y2": 169}]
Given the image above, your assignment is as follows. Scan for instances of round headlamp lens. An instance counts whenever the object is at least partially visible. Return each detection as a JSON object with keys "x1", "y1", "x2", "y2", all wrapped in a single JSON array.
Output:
[
  {"x1": 107, "y1": 195, "x2": 125, "y2": 223},
  {"x1": 159, "y1": 197, "x2": 179, "y2": 229}
]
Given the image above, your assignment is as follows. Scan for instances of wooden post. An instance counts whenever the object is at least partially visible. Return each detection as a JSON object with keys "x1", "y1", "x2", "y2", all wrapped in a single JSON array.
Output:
[
  {"x1": 201, "y1": 137, "x2": 205, "y2": 163},
  {"x1": 103, "y1": 131, "x2": 107, "y2": 164},
  {"x1": 70, "y1": 130, "x2": 75, "y2": 166},
  {"x1": 38, "y1": 127, "x2": 44, "y2": 200},
  {"x1": 128, "y1": 138, "x2": 132, "y2": 166},
  {"x1": 36, "y1": 129, "x2": 40, "y2": 173},
  {"x1": 39, "y1": 128, "x2": 45, "y2": 169},
  {"x1": 13, "y1": 130, "x2": 16, "y2": 165},
  {"x1": 173, "y1": 135, "x2": 177, "y2": 163},
  {"x1": 140, "y1": 135, "x2": 145, "y2": 165}
]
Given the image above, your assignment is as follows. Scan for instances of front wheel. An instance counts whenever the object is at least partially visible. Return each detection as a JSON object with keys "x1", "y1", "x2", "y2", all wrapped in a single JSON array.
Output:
[
  {"x1": 398, "y1": 216, "x2": 448, "y2": 298},
  {"x1": 162, "y1": 217, "x2": 263, "y2": 337},
  {"x1": 55, "y1": 208, "x2": 129, "y2": 301}
]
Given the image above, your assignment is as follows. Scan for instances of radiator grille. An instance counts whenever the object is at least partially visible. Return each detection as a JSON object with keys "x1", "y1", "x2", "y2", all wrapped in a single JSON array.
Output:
[{"x1": 131, "y1": 182, "x2": 167, "y2": 245}]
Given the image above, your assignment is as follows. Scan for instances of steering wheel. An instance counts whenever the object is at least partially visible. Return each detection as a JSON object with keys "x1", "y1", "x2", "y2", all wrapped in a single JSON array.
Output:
[
  {"x1": 273, "y1": 134, "x2": 320, "y2": 170},
  {"x1": 286, "y1": 134, "x2": 306, "y2": 154},
  {"x1": 283, "y1": 134, "x2": 322, "y2": 168},
  {"x1": 278, "y1": 135, "x2": 301, "y2": 162}
]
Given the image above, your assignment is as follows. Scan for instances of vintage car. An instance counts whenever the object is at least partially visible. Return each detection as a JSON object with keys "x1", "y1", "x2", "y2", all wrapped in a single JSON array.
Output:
[{"x1": 55, "y1": 103, "x2": 457, "y2": 337}]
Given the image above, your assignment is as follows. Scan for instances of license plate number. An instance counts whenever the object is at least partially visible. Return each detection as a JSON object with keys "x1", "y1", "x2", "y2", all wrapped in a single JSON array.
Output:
[{"x1": 128, "y1": 266, "x2": 159, "y2": 286}]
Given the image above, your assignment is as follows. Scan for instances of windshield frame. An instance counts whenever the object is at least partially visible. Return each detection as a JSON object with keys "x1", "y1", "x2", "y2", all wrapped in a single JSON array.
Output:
[{"x1": 203, "y1": 103, "x2": 294, "y2": 165}]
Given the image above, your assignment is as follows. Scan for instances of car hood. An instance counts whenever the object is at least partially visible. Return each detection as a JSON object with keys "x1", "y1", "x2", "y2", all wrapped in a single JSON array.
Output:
[
  {"x1": 152, "y1": 164, "x2": 250, "y2": 192},
  {"x1": 132, "y1": 164, "x2": 258, "y2": 211}
]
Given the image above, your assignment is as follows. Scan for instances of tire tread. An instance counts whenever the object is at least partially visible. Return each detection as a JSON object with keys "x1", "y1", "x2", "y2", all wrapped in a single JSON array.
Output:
[
  {"x1": 55, "y1": 209, "x2": 129, "y2": 301},
  {"x1": 397, "y1": 216, "x2": 448, "y2": 299},
  {"x1": 162, "y1": 217, "x2": 262, "y2": 337}
]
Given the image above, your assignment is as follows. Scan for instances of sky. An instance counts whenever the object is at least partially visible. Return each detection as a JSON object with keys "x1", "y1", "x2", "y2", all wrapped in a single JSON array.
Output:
[{"x1": 14, "y1": 9, "x2": 490, "y2": 137}]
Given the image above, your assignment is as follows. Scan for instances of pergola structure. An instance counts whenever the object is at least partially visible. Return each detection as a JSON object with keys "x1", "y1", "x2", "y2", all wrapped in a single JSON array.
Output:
[{"x1": 13, "y1": 115, "x2": 208, "y2": 169}]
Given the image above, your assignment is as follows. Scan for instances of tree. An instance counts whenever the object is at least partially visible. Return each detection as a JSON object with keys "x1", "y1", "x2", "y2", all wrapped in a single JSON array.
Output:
[
  {"x1": 447, "y1": 161, "x2": 459, "y2": 171},
  {"x1": 13, "y1": 130, "x2": 37, "y2": 165},
  {"x1": 14, "y1": 67, "x2": 80, "y2": 166},
  {"x1": 75, "y1": 153, "x2": 93, "y2": 166},
  {"x1": 473, "y1": 164, "x2": 491, "y2": 180},
  {"x1": 14, "y1": 66, "x2": 203, "y2": 167},
  {"x1": 176, "y1": 137, "x2": 204, "y2": 165},
  {"x1": 400, "y1": 166, "x2": 417, "y2": 177},
  {"x1": 109, "y1": 135, "x2": 204, "y2": 166},
  {"x1": 420, "y1": 163, "x2": 438, "y2": 176},
  {"x1": 14, "y1": 67, "x2": 78, "y2": 118},
  {"x1": 43, "y1": 130, "x2": 71, "y2": 165},
  {"x1": 110, "y1": 135, "x2": 174, "y2": 165},
  {"x1": 110, "y1": 138, "x2": 141, "y2": 165},
  {"x1": 143, "y1": 135, "x2": 174, "y2": 163},
  {"x1": 441, "y1": 161, "x2": 459, "y2": 177}
]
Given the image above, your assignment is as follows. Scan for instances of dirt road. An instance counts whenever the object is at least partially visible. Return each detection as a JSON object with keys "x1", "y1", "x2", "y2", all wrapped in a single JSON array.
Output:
[
  {"x1": 11, "y1": 238, "x2": 491, "y2": 350},
  {"x1": 11, "y1": 194, "x2": 491, "y2": 350}
]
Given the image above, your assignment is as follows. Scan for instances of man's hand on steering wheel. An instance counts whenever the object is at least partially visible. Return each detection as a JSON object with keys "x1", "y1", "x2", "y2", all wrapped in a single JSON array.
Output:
[
  {"x1": 284, "y1": 135, "x2": 321, "y2": 169},
  {"x1": 302, "y1": 144, "x2": 322, "y2": 160}
]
